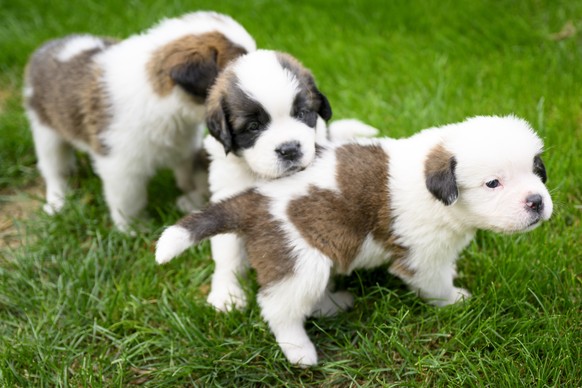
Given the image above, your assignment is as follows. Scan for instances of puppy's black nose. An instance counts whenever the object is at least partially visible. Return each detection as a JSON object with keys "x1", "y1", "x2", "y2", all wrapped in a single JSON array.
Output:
[
  {"x1": 526, "y1": 194, "x2": 544, "y2": 213},
  {"x1": 276, "y1": 141, "x2": 302, "y2": 162}
]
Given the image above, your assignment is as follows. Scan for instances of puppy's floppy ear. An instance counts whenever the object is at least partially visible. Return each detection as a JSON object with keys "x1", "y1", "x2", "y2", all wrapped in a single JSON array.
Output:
[
  {"x1": 425, "y1": 145, "x2": 458, "y2": 206},
  {"x1": 533, "y1": 155, "x2": 547, "y2": 183},
  {"x1": 170, "y1": 49, "x2": 219, "y2": 99},
  {"x1": 316, "y1": 89, "x2": 332, "y2": 121},
  {"x1": 207, "y1": 98, "x2": 233, "y2": 154}
]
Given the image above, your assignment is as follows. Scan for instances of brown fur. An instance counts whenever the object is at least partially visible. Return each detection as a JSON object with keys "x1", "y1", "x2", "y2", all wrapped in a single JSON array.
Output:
[
  {"x1": 288, "y1": 144, "x2": 411, "y2": 274},
  {"x1": 424, "y1": 143, "x2": 458, "y2": 206},
  {"x1": 177, "y1": 190, "x2": 295, "y2": 286},
  {"x1": 25, "y1": 36, "x2": 118, "y2": 154},
  {"x1": 275, "y1": 53, "x2": 316, "y2": 97},
  {"x1": 205, "y1": 67, "x2": 235, "y2": 113},
  {"x1": 147, "y1": 32, "x2": 247, "y2": 101},
  {"x1": 424, "y1": 143, "x2": 454, "y2": 176}
]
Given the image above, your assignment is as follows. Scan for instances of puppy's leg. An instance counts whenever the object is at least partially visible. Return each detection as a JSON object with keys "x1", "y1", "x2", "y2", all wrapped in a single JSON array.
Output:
[
  {"x1": 395, "y1": 262, "x2": 470, "y2": 307},
  {"x1": 258, "y1": 252, "x2": 332, "y2": 366},
  {"x1": 96, "y1": 159, "x2": 148, "y2": 231},
  {"x1": 30, "y1": 120, "x2": 74, "y2": 214},
  {"x1": 174, "y1": 153, "x2": 209, "y2": 213},
  {"x1": 207, "y1": 234, "x2": 248, "y2": 311}
]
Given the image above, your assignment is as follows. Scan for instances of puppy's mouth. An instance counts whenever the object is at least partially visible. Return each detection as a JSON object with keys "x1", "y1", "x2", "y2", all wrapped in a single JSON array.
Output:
[
  {"x1": 517, "y1": 215, "x2": 542, "y2": 233},
  {"x1": 527, "y1": 217, "x2": 541, "y2": 227},
  {"x1": 280, "y1": 164, "x2": 306, "y2": 177},
  {"x1": 525, "y1": 215, "x2": 543, "y2": 229}
]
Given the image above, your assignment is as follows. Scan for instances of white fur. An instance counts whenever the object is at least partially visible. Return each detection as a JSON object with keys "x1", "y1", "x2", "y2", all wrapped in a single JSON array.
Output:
[
  {"x1": 26, "y1": 13, "x2": 256, "y2": 231},
  {"x1": 211, "y1": 115, "x2": 552, "y2": 364},
  {"x1": 202, "y1": 50, "x2": 378, "y2": 311},
  {"x1": 327, "y1": 119, "x2": 378, "y2": 141},
  {"x1": 28, "y1": 110, "x2": 74, "y2": 214},
  {"x1": 56, "y1": 35, "x2": 107, "y2": 61},
  {"x1": 241, "y1": 118, "x2": 317, "y2": 179},
  {"x1": 258, "y1": 248, "x2": 333, "y2": 366},
  {"x1": 234, "y1": 50, "x2": 300, "y2": 116},
  {"x1": 156, "y1": 225, "x2": 192, "y2": 264}
]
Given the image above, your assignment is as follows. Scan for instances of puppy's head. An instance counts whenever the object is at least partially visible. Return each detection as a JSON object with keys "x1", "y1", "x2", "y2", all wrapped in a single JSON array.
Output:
[
  {"x1": 206, "y1": 50, "x2": 332, "y2": 178},
  {"x1": 147, "y1": 12, "x2": 256, "y2": 102},
  {"x1": 425, "y1": 115, "x2": 552, "y2": 233}
]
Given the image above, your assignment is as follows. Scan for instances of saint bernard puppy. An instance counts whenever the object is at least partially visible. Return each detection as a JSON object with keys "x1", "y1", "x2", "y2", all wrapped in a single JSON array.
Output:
[
  {"x1": 156, "y1": 115, "x2": 552, "y2": 366},
  {"x1": 23, "y1": 11, "x2": 256, "y2": 231},
  {"x1": 201, "y1": 49, "x2": 378, "y2": 311}
]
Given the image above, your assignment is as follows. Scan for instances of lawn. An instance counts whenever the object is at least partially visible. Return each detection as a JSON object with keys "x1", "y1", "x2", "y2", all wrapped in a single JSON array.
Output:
[{"x1": 1, "y1": 0, "x2": 580, "y2": 386}]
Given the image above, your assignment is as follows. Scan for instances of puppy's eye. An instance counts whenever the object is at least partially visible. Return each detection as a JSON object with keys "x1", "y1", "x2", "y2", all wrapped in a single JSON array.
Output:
[
  {"x1": 246, "y1": 121, "x2": 260, "y2": 131},
  {"x1": 296, "y1": 109, "x2": 308, "y2": 120},
  {"x1": 485, "y1": 179, "x2": 500, "y2": 188}
]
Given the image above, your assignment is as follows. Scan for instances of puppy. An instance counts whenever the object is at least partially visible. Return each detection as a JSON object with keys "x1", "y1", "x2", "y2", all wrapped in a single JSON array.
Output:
[
  {"x1": 156, "y1": 115, "x2": 552, "y2": 366},
  {"x1": 23, "y1": 11, "x2": 256, "y2": 231},
  {"x1": 201, "y1": 49, "x2": 378, "y2": 310}
]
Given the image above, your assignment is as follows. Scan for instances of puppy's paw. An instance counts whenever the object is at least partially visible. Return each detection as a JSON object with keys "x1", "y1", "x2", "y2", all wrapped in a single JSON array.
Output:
[
  {"x1": 176, "y1": 191, "x2": 206, "y2": 213},
  {"x1": 280, "y1": 339, "x2": 318, "y2": 367},
  {"x1": 207, "y1": 286, "x2": 247, "y2": 312},
  {"x1": 430, "y1": 287, "x2": 471, "y2": 307},
  {"x1": 43, "y1": 199, "x2": 64, "y2": 215},
  {"x1": 451, "y1": 287, "x2": 471, "y2": 303},
  {"x1": 155, "y1": 225, "x2": 192, "y2": 264},
  {"x1": 311, "y1": 291, "x2": 354, "y2": 317}
]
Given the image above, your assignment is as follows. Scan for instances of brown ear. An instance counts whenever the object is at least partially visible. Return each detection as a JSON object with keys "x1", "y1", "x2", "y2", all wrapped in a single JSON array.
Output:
[
  {"x1": 425, "y1": 144, "x2": 458, "y2": 206},
  {"x1": 148, "y1": 36, "x2": 222, "y2": 99},
  {"x1": 206, "y1": 97, "x2": 233, "y2": 154},
  {"x1": 170, "y1": 49, "x2": 218, "y2": 99}
]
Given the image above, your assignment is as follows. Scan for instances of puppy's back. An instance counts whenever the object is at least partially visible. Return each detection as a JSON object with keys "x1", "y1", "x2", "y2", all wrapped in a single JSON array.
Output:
[{"x1": 24, "y1": 35, "x2": 118, "y2": 153}]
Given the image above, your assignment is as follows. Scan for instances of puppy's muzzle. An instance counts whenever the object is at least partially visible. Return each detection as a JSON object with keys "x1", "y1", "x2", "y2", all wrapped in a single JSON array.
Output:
[{"x1": 276, "y1": 141, "x2": 303, "y2": 163}]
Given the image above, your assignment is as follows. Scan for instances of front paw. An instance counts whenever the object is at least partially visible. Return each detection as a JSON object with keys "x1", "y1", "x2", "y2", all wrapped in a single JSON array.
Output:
[
  {"x1": 43, "y1": 198, "x2": 65, "y2": 215},
  {"x1": 279, "y1": 339, "x2": 318, "y2": 367},
  {"x1": 430, "y1": 287, "x2": 471, "y2": 307},
  {"x1": 207, "y1": 287, "x2": 247, "y2": 312}
]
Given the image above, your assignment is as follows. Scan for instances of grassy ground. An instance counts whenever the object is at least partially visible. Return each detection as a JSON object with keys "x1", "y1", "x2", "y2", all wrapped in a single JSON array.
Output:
[{"x1": 1, "y1": 0, "x2": 581, "y2": 386}]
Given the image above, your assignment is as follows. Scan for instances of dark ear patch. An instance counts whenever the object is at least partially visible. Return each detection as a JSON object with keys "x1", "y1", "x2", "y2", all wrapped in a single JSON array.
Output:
[
  {"x1": 425, "y1": 144, "x2": 458, "y2": 206},
  {"x1": 206, "y1": 98, "x2": 233, "y2": 154},
  {"x1": 316, "y1": 89, "x2": 332, "y2": 121},
  {"x1": 170, "y1": 51, "x2": 218, "y2": 99},
  {"x1": 274, "y1": 52, "x2": 332, "y2": 121},
  {"x1": 533, "y1": 155, "x2": 547, "y2": 183}
]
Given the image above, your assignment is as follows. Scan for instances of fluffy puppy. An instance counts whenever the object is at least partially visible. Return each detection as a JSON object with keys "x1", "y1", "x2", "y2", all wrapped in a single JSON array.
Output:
[
  {"x1": 201, "y1": 49, "x2": 378, "y2": 310},
  {"x1": 23, "y1": 11, "x2": 256, "y2": 231},
  {"x1": 156, "y1": 115, "x2": 553, "y2": 366}
]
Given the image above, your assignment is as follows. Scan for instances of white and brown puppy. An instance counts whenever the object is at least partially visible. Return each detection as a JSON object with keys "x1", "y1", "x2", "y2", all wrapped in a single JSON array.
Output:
[
  {"x1": 156, "y1": 115, "x2": 553, "y2": 366},
  {"x1": 23, "y1": 11, "x2": 256, "y2": 231},
  {"x1": 201, "y1": 49, "x2": 378, "y2": 310}
]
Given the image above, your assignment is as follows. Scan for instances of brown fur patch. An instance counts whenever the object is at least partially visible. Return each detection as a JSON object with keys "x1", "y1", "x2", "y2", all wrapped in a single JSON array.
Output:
[
  {"x1": 147, "y1": 32, "x2": 247, "y2": 101},
  {"x1": 205, "y1": 67, "x2": 235, "y2": 114},
  {"x1": 288, "y1": 144, "x2": 410, "y2": 274},
  {"x1": 424, "y1": 143, "x2": 454, "y2": 175},
  {"x1": 177, "y1": 190, "x2": 295, "y2": 286},
  {"x1": 275, "y1": 53, "x2": 315, "y2": 93},
  {"x1": 25, "y1": 36, "x2": 117, "y2": 154},
  {"x1": 244, "y1": 200, "x2": 296, "y2": 286}
]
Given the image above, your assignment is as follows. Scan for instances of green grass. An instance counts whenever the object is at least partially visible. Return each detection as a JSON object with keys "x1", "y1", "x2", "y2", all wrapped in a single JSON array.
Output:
[{"x1": 1, "y1": 0, "x2": 581, "y2": 385}]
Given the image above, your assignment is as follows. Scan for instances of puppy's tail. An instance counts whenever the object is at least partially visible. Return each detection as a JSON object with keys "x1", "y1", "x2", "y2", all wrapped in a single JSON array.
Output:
[{"x1": 155, "y1": 191, "x2": 257, "y2": 264}]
